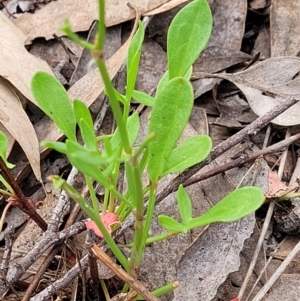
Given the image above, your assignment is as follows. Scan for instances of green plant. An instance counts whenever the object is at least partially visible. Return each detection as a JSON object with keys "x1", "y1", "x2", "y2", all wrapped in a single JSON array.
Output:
[{"x1": 10, "y1": 0, "x2": 264, "y2": 298}]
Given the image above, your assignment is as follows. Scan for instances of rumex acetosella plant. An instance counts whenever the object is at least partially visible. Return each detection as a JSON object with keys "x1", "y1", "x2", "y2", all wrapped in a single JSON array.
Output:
[{"x1": 0, "y1": 0, "x2": 265, "y2": 298}]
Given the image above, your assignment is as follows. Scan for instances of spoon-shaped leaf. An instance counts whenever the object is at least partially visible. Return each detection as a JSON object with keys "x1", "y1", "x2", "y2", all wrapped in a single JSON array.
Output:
[
  {"x1": 177, "y1": 184, "x2": 193, "y2": 224},
  {"x1": 109, "y1": 112, "x2": 140, "y2": 153},
  {"x1": 167, "y1": 0, "x2": 212, "y2": 78},
  {"x1": 126, "y1": 21, "x2": 144, "y2": 100},
  {"x1": 162, "y1": 135, "x2": 212, "y2": 176},
  {"x1": 158, "y1": 215, "x2": 188, "y2": 233},
  {"x1": 158, "y1": 187, "x2": 265, "y2": 233},
  {"x1": 73, "y1": 99, "x2": 93, "y2": 130},
  {"x1": 79, "y1": 119, "x2": 97, "y2": 151},
  {"x1": 147, "y1": 77, "x2": 193, "y2": 182},
  {"x1": 31, "y1": 72, "x2": 76, "y2": 141},
  {"x1": 186, "y1": 187, "x2": 265, "y2": 229}
]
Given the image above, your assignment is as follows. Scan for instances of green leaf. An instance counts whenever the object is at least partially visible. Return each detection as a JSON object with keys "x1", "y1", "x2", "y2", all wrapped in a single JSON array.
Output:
[
  {"x1": 0, "y1": 175, "x2": 13, "y2": 194},
  {"x1": 41, "y1": 141, "x2": 67, "y2": 154},
  {"x1": 66, "y1": 140, "x2": 113, "y2": 168},
  {"x1": 51, "y1": 175, "x2": 66, "y2": 190},
  {"x1": 167, "y1": 0, "x2": 212, "y2": 78},
  {"x1": 186, "y1": 187, "x2": 265, "y2": 229},
  {"x1": 162, "y1": 135, "x2": 212, "y2": 176},
  {"x1": 79, "y1": 119, "x2": 97, "y2": 151},
  {"x1": 73, "y1": 99, "x2": 93, "y2": 130},
  {"x1": 31, "y1": 72, "x2": 76, "y2": 141},
  {"x1": 132, "y1": 90, "x2": 154, "y2": 107},
  {"x1": 66, "y1": 140, "x2": 111, "y2": 186},
  {"x1": 109, "y1": 112, "x2": 140, "y2": 152},
  {"x1": 156, "y1": 67, "x2": 193, "y2": 96},
  {"x1": 0, "y1": 131, "x2": 15, "y2": 169},
  {"x1": 126, "y1": 21, "x2": 145, "y2": 100},
  {"x1": 158, "y1": 215, "x2": 188, "y2": 233},
  {"x1": 177, "y1": 185, "x2": 193, "y2": 224},
  {"x1": 147, "y1": 77, "x2": 194, "y2": 182}
]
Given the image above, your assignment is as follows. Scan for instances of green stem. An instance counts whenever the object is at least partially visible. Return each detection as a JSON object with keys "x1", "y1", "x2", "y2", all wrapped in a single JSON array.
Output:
[
  {"x1": 0, "y1": 175, "x2": 14, "y2": 195},
  {"x1": 103, "y1": 187, "x2": 109, "y2": 212},
  {"x1": 125, "y1": 231, "x2": 178, "y2": 247},
  {"x1": 85, "y1": 175, "x2": 99, "y2": 215},
  {"x1": 95, "y1": 59, "x2": 131, "y2": 154},
  {"x1": 278, "y1": 192, "x2": 300, "y2": 201},
  {"x1": 0, "y1": 189, "x2": 14, "y2": 197},
  {"x1": 61, "y1": 20, "x2": 94, "y2": 50},
  {"x1": 96, "y1": 0, "x2": 105, "y2": 51},
  {"x1": 135, "y1": 282, "x2": 179, "y2": 300},
  {"x1": 136, "y1": 183, "x2": 157, "y2": 266},
  {"x1": 50, "y1": 176, "x2": 129, "y2": 271},
  {"x1": 133, "y1": 133, "x2": 155, "y2": 160},
  {"x1": 126, "y1": 157, "x2": 145, "y2": 272},
  {"x1": 93, "y1": 0, "x2": 131, "y2": 155}
]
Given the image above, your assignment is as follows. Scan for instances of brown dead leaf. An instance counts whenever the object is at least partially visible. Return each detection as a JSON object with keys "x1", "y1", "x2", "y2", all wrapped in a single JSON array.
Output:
[
  {"x1": 266, "y1": 170, "x2": 298, "y2": 198},
  {"x1": 0, "y1": 79, "x2": 41, "y2": 181},
  {"x1": 271, "y1": 236, "x2": 300, "y2": 262},
  {"x1": 0, "y1": 12, "x2": 54, "y2": 181},
  {"x1": 253, "y1": 26, "x2": 271, "y2": 60},
  {"x1": 271, "y1": 0, "x2": 300, "y2": 57},
  {"x1": 13, "y1": 0, "x2": 169, "y2": 44},
  {"x1": 250, "y1": 0, "x2": 267, "y2": 10},
  {"x1": 264, "y1": 274, "x2": 300, "y2": 301},
  {"x1": 143, "y1": 0, "x2": 190, "y2": 16},
  {"x1": 204, "y1": 57, "x2": 300, "y2": 126},
  {"x1": 0, "y1": 12, "x2": 53, "y2": 106}
]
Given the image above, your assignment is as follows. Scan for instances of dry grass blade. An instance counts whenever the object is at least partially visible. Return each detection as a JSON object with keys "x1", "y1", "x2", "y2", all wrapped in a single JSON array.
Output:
[{"x1": 91, "y1": 244, "x2": 160, "y2": 301}]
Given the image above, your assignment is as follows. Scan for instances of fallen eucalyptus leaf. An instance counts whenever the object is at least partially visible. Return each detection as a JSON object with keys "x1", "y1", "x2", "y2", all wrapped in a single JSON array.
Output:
[
  {"x1": 13, "y1": 0, "x2": 169, "y2": 44},
  {"x1": 203, "y1": 57, "x2": 300, "y2": 126}
]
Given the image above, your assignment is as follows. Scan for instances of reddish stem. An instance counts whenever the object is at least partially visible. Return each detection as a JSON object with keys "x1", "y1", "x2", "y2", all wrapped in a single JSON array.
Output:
[{"x1": 0, "y1": 157, "x2": 47, "y2": 231}]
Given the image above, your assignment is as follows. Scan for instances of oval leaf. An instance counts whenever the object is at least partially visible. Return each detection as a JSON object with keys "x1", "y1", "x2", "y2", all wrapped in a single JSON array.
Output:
[
  {"x1": 66, "y1": 140, "x2": 113, "y2": 168},
  {"x1": 167, "y1": 0, "x2": 212, "y2": 78},
  {"x1": 79, "y1": 119, "x2": 97, "y2": 151},
  {"x1": 31, "y1": 72, "x2": 76, "y2": 141},
  {"x1": 109, "y1": 112, "x2": 140, "y2": 153},
  {"x1": 177, "y1": 185, "x2": 193, "y2": 225},
  {"x1": 73, "y1": 98, "x2": 93, "y2": 130},
  {"x1": 162, "y1": 135, "x2": 212, "y2": 176},
  {"x1": 127, "y1": 21, "x2": 145, "y2": 100},
  {"x1": 132, "y1": 90, "x2": 154, "y2": 107},
  {"x1": 158, "y1": 215, "x2": 188, "y2": 233},
  {"x1": 156, "y1": 67, "x2": 193, "y2": 96},
  {"x1": 41, "y1": 141, "x2": 67, "y2": 154},
  {"x1": 187, "y1": 187, "x2": 265, "y2": 229},
  {"x1": 147, "y1": 77, "x2": 194, "y2": 182}
]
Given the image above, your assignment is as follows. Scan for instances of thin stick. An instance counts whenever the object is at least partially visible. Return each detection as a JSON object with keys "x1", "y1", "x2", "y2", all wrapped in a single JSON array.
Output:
[
  {"x1": 29, "y1": 255, "x2": 89, "y2": 301},
  {"x1": 238, "y1": 128, "x2": 291, "y2": 301},
  {"x1": 251, "y1": 239, "x2": 300, "y2": 301},
  {"x1": 183, "y1": 131, "x2": 300, "y2": 188},
  {"x1": 156, "y1": 96, "x2": 299, "y2": 204},
  {"x1": 91, "y1": 244, "x2": 160, "y2": 301},
  {"x1": 0, "y1": 157, "x2": 47, "y2": 231}
]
